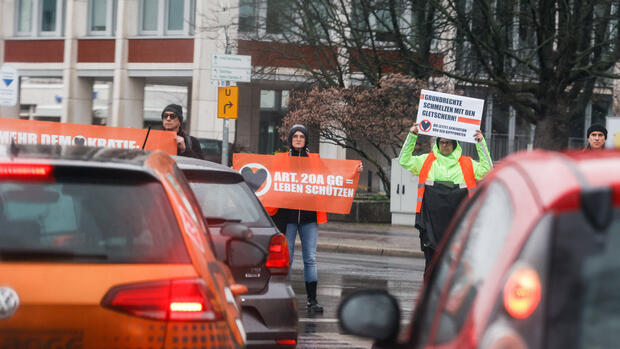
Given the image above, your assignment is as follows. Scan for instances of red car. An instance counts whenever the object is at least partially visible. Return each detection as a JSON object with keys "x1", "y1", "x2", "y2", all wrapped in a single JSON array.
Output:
[{"x1": 339, "y1": 149, "x2": 620, "y2": 349}]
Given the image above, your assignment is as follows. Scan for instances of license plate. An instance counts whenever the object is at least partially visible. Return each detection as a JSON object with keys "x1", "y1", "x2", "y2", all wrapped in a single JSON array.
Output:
[{"x1": 0, "y1": 329, "x2": 83, "y2": 349}]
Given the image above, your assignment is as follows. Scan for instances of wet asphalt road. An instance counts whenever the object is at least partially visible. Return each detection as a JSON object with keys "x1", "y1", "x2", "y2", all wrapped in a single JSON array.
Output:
[{"x1": 289, "y1": 250, "x2": 425, "y2": 348}]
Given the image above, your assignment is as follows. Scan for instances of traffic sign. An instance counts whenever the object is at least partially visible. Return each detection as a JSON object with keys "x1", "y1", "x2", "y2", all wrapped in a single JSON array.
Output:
[
  {"x1": 212, "y1": 54, "x2": 251, "y2": 69},
  {"x1": 218, "y1": 86, "x2": 238, "y2": 119},
  {"x1": 211, "y1": 54, "x2": 251, "y2": 83},
  {"x1": 0, "y1": 65, "x2": 19, "y2": 107},
  {"x1": 211, "y1": 67, "x2": 251, "y2": 82}
]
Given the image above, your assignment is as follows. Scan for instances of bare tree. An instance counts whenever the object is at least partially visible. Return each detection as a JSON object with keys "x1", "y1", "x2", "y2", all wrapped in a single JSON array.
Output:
[
  {"x1": 245, "y1": 0, "x2": 620, "y2": 149},
  {"x1": 282, "y1": 74, "x2": 435, "y2": 195}
]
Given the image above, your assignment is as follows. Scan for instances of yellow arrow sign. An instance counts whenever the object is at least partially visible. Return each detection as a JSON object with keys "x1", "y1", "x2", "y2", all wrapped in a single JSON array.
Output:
[{"x1": 217, "y1": 86, "x2": 238, "y2": 119}]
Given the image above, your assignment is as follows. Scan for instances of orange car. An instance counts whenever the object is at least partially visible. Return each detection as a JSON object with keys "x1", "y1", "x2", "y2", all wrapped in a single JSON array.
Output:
[{"x1": 0, "y1": 144, "x2": 246, "y2": 348}]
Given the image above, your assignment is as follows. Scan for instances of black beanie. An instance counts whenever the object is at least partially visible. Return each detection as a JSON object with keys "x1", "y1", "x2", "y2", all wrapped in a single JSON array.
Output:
[
  {"x1": 162, "y1": 104, "x2": 184, "y2": 123},
  {"x1": 288, "y1": 124, "x2": 308, "y2": 149},
  {"x1": 587, "y1": 124, "x2": 607, "y2": 138}
]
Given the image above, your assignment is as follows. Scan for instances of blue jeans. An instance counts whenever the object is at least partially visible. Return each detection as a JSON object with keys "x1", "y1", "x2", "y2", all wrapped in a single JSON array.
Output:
[{"x1": 285, "y1": 222, "x2": 318, "y2": 282}]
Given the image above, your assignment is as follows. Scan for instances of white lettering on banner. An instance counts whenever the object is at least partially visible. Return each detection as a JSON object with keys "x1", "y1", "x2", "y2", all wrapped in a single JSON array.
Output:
[
  {"x1": 0, "y1": 131, "x2": 37, "y2": 144},
  {"x1": 303, "y1": 185, "x2": 355, "y2": 198},
  {"x1": 274, "y1": 171, "x2": 298, "y2": 183},
  {"x1": 0, "y1": 131, "x2": 140, "y2": 149},
  {"x1": 300, "y1": 173, "x2": 325, "y2": 184},
  {"x1": 273, "y1": 182, "x2": 304, "y2": 193},
  {"x1": 0, "y1": 131, "x2": 38, "y2": 144}
]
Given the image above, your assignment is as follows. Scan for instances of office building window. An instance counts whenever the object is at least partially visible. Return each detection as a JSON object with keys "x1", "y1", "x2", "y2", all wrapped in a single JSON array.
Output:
[
  {"x1": 266, "y1": 0, "x2": 291, "y2": 34},
  {"x1": 15, "y1": 0, "x2": 63, "y2": 36},
  {"x1": 140, "y1": 0, "x2": 194, "y2": 35},
  {"x1": 238, "y1": 0, "x2": 257, "y2": 32},
  {"x1": 89, "y1": 0, "x2": 116, "y2": 35}
]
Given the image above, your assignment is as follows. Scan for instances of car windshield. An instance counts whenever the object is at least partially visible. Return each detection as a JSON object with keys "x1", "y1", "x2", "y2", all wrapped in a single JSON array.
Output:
[
  {"x1": 187, "y1": 176, "x2": 271, "y2": 228},
  {"x1": 546, "y1": 208, "x2": 620, "y2": 348},
  {"x1": 0, "y1": 178, "x2": 190, "y2": 263}
]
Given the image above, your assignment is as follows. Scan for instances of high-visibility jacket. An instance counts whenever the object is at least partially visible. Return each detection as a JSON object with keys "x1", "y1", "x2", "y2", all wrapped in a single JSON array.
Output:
[
  {"x1": 264, "y1": 152, "x2": 328, "y2": 224},
  {"x1": 398, "y1": 132, "x2": 493, "y2": 213},
  {"x1": 415, "y1": 153, "x2": 476, "y2": 212}
]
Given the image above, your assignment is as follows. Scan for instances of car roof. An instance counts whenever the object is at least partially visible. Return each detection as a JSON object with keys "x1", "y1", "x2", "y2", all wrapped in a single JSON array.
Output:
[
  {"x1": 173, "y1": 155, "x2": 239, "y2": 174},
  {"x1": 0, "y1": 144, "x2": 159, "y2": 173},
  {"x1": 493, "y1": 149, "x2": 620, "y2": 210}
]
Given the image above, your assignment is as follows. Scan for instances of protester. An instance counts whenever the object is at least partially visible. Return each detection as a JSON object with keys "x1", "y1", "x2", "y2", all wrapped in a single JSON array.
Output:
[
  {"x1": 585, "y1": 124, "x2": 607, "y2": 150},
  {"x1": 267, "y1": 124, "x2": 361, "y2": 313},
  {"x1": 399, "y1": 123, "x2": 492, "y2": 277},
  {"x1": 161, "y1": 104, "x2": 204, "y2": 159}
]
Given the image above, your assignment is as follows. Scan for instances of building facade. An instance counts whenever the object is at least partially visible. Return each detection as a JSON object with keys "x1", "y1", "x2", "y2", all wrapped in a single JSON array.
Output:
[{"x1": 1, "y1": 0, "x2": 619, "y2": 193}]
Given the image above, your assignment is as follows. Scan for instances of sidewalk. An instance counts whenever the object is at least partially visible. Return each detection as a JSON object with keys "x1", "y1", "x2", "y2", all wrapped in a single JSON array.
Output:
[{"x1": 294, "y1": 221, "x2": 423, "y2": 258}]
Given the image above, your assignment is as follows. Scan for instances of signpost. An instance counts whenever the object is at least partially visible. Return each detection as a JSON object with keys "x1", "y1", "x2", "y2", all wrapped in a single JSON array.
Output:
[
  {"x1": 211, "y1": 54, "x2": 251, "y2": 83},
  {"x1": 217, "y1": 86, "x2": 238, "y2": 119},
  {"x1": 212, "y1": 54, "x2": 251, "y2": 165},
  {"x1": 0, "y1": 65, "x2": 19, "y2": 107}
]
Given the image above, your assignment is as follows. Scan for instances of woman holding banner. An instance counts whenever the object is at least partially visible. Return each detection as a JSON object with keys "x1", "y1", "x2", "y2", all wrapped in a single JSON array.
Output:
[
  {"x1": 267, "y1": 124, "x2": 362, "y2": 313},
  {"x1": 268, "y1": 124, "x2": 328, "y2": 313},
  {"x1": 399, "y1": 123, "x2": 492, "y2": 278}
]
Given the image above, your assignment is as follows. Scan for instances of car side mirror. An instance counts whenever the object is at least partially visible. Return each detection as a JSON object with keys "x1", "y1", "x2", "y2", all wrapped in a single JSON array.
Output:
[
  {"x1": 220, "y1": 222, "x2": 253, "y2": 240},
  {"x1": 338, "y1": 289, "x2": 401, "y2": 344}
]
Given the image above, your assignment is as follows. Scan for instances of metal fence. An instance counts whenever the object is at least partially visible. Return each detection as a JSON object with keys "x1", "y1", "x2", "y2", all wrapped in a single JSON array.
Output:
[{"x1": 460, "y1": 133, "x2": 532, "y2": 161}]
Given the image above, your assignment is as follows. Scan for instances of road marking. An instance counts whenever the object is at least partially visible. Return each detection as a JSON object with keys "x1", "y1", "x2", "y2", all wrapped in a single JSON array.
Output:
[{"x1": 298, "y1": 318, "x2": 338, "y2": 323}]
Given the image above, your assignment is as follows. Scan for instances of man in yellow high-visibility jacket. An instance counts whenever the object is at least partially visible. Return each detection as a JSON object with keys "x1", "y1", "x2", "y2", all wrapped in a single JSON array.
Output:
[{"x1": 399, "y1": 123, "x2": 493, "y2": 276}]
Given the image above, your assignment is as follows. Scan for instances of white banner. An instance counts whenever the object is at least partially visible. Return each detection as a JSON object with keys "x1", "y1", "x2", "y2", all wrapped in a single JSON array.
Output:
[{"x1": 415, "y1": 89, "x2": 485, "y2": 143}]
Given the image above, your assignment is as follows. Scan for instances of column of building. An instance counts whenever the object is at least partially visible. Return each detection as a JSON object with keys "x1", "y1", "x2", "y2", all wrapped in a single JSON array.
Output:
[
  {"x1": 190, "y1": 1, "x2": 236, "y2": 141},
  {"x1": 61, "y1": 0, "x2": 94, "y2": 124},
  {"x1": 109, "y1": 0, "x2": 145, "y2": 128}
]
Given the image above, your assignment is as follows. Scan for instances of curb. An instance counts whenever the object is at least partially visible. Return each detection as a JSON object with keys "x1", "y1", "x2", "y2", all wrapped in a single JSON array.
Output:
[{"x1": 295, "y1": 241, "x2": 424, "y2": 258}]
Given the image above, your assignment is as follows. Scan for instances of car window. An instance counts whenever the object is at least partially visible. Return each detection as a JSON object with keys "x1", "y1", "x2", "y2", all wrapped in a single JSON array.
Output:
[
  {"x1": 0, "y1": 178, "x2": 190, "y2": 263},
  {"x1": 188, "y1": 177, "x2": 272, "y2": 228},
  {"x1": 411, "y1": 185, "x2": 486, "y2": 347},
  {"x1": 546, "y1": 208, "x2": 620, "y2": 349},
  {"x1": 433, "y1": 181, "x2": 512, "y2": 344}
]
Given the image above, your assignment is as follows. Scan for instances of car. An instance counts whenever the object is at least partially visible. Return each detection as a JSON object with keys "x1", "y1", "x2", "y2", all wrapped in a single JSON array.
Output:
[
  {"x1": 175, "y1": 156, "x2": 298, "y2": 348},
  {"x1": 197, "y1": 138, "x2": 233, "y2": 165},
  {"x1": 338, "y1": 149, "x2": 620, "y2": 349},
  {"x1": 0, "y1": 144, "x2": 246, "y2": 348}
]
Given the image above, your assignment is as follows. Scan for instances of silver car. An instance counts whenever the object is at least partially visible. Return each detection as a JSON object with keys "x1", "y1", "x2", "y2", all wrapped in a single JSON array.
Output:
[{"x1": 175, "y1": 156, "x2": 298, "y2": 348}]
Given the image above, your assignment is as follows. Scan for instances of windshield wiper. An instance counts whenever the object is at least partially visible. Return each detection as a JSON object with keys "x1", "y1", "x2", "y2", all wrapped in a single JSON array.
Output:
[
  {"x1": 205, "y1": 217, "x2": 242, "y2": 225},
  {"x1": 0, "y1": 248, "x2": 109, "y2": 261}
]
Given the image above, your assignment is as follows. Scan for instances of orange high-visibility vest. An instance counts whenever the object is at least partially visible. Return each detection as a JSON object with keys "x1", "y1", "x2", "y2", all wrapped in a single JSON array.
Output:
[
  {"x1": 415, "y1": 153, "x2": 476, "y2": 213},
  {"x1": 264, "y1": 152, "x2": 328, "y2": 224}
]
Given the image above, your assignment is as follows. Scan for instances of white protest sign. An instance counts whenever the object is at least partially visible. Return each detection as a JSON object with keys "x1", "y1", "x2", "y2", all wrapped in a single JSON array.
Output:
[
  {"x1": 415, "y1": 89, "x2": 485, "y2": 143},
  {"x1": 0, "y1": 65, "x2": 19, "y2": 107}
]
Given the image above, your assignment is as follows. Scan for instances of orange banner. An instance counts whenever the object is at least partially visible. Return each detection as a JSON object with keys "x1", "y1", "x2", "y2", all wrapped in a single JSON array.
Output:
[
  {"x1": 0, "y1": 118, "x2": 176, "y2": 154},
  {"x1": 233, "y1": 153, "x2": 361, "y2": 214}
]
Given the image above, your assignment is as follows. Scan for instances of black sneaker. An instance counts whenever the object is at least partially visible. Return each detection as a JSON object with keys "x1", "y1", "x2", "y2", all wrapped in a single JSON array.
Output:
[{"x1": 306, "y1": 299, "x2": 324, "y2": 313}]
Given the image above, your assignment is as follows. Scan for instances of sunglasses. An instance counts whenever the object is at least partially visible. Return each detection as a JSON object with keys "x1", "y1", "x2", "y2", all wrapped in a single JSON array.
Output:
[{"x1": 162, "y1": 113, "x2": 178, "y2": 120}]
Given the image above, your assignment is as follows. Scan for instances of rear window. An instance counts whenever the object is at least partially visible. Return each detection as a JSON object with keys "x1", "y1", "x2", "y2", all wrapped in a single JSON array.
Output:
[
  {"x1": 546, "y1": 208, "x2": 620, "y2": 349},
  {"x1": 186, "y1": 173, "x2": 271, "y2": 228},
  {"x1": 0, "y1": 175, "x2": 190, "y2": 263}
]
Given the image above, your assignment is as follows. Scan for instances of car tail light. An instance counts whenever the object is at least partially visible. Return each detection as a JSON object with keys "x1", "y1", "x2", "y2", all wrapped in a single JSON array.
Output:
[
  {"x1": 276, "y1": 339, "x2": 297, "y2": 346},
  {"x1": 265, "y1": 233, "x2": 290, "y2": 274},
  {"x1": 503, "y1": 268, "x2": 541, "y2": 319},
  {"x1": 0, "y1": 163, "x2": 53, "y2": 180},
  {"x1": 101, "y1": 278, "x2": 223, "y2": 321}
]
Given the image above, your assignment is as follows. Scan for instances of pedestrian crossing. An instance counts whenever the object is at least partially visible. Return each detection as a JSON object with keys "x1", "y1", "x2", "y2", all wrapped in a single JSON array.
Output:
[{"x1": 296, "y1": 333, "x2": 371, "y2": 349}]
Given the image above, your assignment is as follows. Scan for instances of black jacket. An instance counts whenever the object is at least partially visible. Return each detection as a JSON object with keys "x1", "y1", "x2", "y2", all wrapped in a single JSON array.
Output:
[{"x1": 178, "y1": 132, "x2": 204, "y2": 160}]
